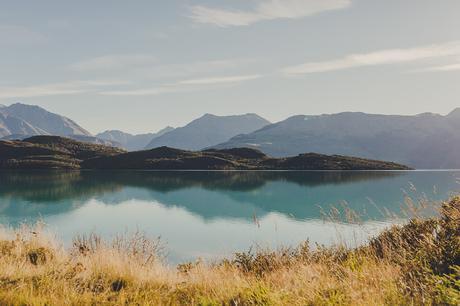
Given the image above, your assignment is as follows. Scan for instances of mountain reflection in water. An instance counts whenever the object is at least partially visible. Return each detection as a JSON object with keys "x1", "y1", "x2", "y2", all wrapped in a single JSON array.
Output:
[{"x1": 0, "y1": 170, "x2": 458, "y2": 263}]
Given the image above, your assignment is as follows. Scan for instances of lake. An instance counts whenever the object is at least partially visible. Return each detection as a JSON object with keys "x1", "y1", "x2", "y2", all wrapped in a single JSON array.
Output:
[{"x1": 0, "y1": 170, "x2": 458, "y2": 264}]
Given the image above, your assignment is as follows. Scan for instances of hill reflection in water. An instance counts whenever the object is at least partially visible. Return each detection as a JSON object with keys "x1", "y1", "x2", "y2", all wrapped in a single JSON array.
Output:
[{"x1": 0, "y1": 170, "x2": 458, "y2": 222}]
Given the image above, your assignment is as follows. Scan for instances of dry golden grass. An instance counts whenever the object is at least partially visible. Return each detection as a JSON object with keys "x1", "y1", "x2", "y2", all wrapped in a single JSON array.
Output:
[{"x1": 0, "y1": 198, "x2": 459, "y2": 305}]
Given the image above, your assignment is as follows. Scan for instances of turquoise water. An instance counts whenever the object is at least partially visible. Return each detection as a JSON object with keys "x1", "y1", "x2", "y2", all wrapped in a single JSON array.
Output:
[{"x1": 0, "y1": 171, "x2": 458, "y2": 263}]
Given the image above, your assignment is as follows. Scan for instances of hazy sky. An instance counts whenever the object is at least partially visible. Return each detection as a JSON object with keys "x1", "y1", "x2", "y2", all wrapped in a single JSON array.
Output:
[{"x1": 1, "y1": 0, "x2": 460, "y2": 134}]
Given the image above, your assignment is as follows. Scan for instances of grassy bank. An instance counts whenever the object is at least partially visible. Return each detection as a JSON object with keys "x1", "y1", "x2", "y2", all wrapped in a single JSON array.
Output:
[{"x1": 0, "y1": 198, "x2": 459, "y2": 305}]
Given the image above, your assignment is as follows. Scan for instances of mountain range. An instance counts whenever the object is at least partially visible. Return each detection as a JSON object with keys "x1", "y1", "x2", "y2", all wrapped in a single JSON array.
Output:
[
  {"x1": 1, "y1": 102, "x2": 460, "y2": 168},
  {"x1": 212, "y1": 110, "x2": 460, "y2": 169},
  {"x1": 96, "y1": 127, "x2": 174, "y2": 151},
  {"x1": 144, "y1": 113, "x2": 271, "y2": 151},
  {"x1": 0, "y1": 103, "x2": 90, "y2": 137},
  {"x1": 0, "y1": 103, "x2": 271, "y2": 152}
]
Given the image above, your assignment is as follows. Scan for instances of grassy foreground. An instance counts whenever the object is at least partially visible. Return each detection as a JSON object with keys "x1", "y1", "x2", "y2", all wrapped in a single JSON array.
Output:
[{"x1": 0, "y1": 199, "x2": 459, "y2": 305}]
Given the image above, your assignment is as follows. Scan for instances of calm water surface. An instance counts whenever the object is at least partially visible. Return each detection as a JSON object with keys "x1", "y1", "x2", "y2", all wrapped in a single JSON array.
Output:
[{"x1": 0, "y1": 170, "x2": 458, "y2": 263}]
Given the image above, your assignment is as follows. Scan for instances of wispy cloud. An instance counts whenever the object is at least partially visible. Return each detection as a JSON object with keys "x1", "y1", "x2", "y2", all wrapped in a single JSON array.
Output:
[
  {"x1": 70, "y1": 54, "x2": 157, "y2": 72},
  {"x1": 283, "y1": 41, "x2": 460, "y2": 75},
  {"x1": 68, "y1": 54, "x2": 263, "y2": 96},
  {"x1": 0, "y1": 25, "x2": 45, "y2": 45},
  {"x1": 70, "y1": 55, "x2": 257, "y2": 81},
  {"x1": 138, "y1": 59, "x2": 257, "y2": 80},
  {"x1": 99, "y1": 86, "x2": 180, "y2": 97},
  {"x1": 420, "y1": 62, "x2": 460, "y2": 72},
  {"x1": 100, "y1": 74, "x2": 262, "y2": 96},
  {"x1": 190, "y1": 0, "x2": 351, "y2": 27},
  {"x1": 177, "y1": 74, "x2": 262, "y2": 85},
  {"x1": 0, "y1": 80, "x2": 127, "y2": 99}
]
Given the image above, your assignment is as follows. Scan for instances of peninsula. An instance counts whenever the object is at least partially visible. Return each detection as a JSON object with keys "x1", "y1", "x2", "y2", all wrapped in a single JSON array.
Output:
[{"x1": 0, "y1": 136, "x2": 411, "y2": 170}]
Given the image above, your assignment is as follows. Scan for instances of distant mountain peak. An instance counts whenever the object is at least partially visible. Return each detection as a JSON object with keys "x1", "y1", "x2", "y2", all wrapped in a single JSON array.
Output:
[
  {"x1": 8, "y1": 102, "x2": 47, "y2": 113},
  {"x1": 145, "y1": 113, "x2": 271, "y2": 151},
  {"x1": 156, "y1": 126, "x2": 175, "y2": 134},
  {"x1": 201, "y1": 113, "x2": 217, "y2": 118},
  {"x1": 96, "y1": 126, "x2": 176, "y2": 151},
  {"x1": 0, "y1": 102, "x2": 91, "y2": 138},
  {"x1": 447, "y1": 108, "x2": 460, "y2": 118},
  {"x1": 198, "y1": 113, "x2": 267, "y2": 121},
  {"x1": 99, "y1": 129, "x2": 132, "y2": 137},
  {"x1": 10, "y1": 102, "x2": 39, "y2": 107},
  {"x1": 416, "y1": 112, "x2": 440, "y2": 117}
]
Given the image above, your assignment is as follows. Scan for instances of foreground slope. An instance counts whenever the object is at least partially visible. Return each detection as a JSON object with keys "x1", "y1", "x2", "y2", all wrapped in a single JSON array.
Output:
[
  {"x1": 0, "y1": 197, "x2": 458, "y2": 305},
  {"x1": 0, "y1": 136, "x2": 409, "y2": 170},
  {"x1": 213, "y1": 110, "x2": 460, "y2": 169},
  {"x1": 145, "y1": 113, "x2": 271, "y2": 150}
]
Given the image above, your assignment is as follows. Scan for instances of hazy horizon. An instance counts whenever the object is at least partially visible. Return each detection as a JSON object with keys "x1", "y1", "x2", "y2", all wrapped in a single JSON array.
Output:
[{"x1": 1, "y1": 0, "x2": 460, "y2": 134}]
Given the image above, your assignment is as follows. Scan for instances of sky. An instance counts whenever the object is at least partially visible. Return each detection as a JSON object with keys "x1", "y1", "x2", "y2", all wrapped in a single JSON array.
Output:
[{"x1": 1, "y1": 0, "x2": 460, "y2": 134}]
